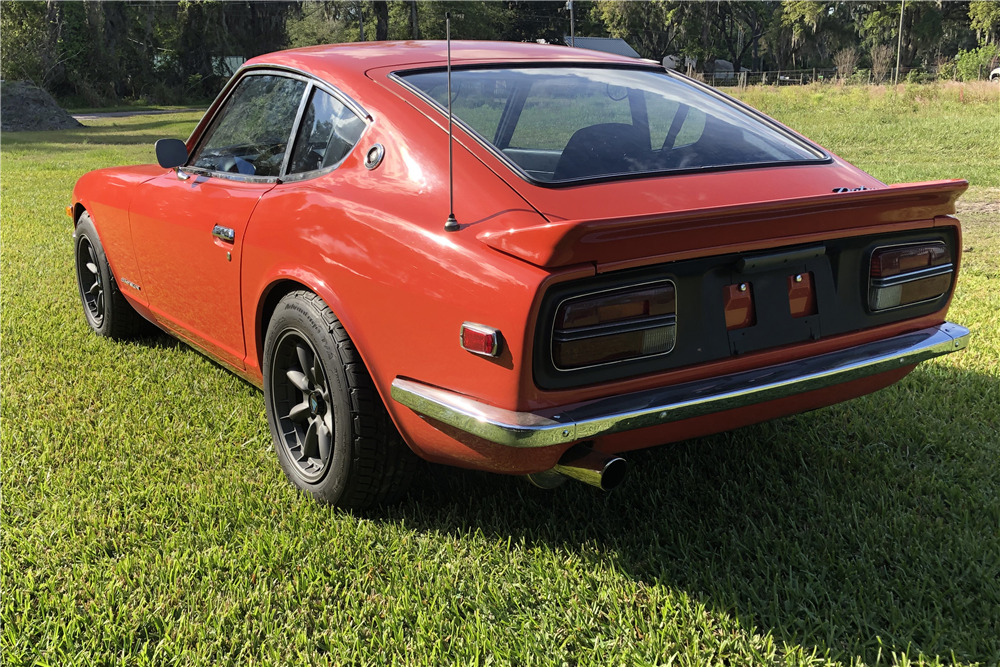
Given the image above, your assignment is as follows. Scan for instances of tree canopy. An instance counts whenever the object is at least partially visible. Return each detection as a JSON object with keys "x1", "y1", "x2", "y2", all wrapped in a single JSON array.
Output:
[{"x1": 1, "y1": 0, "x2": 997, "y2": 106}]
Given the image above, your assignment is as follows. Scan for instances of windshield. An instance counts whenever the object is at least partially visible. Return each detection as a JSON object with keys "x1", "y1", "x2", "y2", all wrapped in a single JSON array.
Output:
[{"x1": 398, "y1": 66, "x2": 826, "y2": 184}]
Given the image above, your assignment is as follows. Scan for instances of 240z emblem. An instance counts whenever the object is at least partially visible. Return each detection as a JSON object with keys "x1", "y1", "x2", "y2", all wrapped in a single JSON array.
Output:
[{"x1": 832, "y1": 186, "x2": 871, "y2": 193}]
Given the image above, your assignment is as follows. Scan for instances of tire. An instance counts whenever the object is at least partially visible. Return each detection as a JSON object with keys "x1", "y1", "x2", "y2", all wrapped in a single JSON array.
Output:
[
  {"x1": 74, "y1": 212, "x2": 145, "y2": 339},
  {"x1": 262, "y1": 291, "x2": 417, "y2": 509}
]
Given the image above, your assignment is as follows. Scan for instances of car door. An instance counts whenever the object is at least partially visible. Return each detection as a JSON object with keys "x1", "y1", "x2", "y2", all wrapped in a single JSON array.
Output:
[{"x1": 130, "y1": 72, "x2": 308, "y2": 369}]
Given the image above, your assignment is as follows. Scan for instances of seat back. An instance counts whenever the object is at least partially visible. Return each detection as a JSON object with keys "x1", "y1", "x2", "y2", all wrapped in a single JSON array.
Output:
[{"x1": 552, "y1": 123, "x2": 649, "y2": 181}]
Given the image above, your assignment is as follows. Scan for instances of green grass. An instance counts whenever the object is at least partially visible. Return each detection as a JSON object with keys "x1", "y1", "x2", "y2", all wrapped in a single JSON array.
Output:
[
  {"x1": 3, "y1": 85, "x2": 999, "y2": 666},
  {"x1": 727, "y1": 81, "x2": 1000, "y2": 189}
]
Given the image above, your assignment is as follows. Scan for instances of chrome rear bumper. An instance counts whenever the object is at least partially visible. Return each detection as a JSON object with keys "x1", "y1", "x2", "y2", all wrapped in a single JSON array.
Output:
[{"x1": 390, "y1": 322, "x2": 969, "y2": 449}]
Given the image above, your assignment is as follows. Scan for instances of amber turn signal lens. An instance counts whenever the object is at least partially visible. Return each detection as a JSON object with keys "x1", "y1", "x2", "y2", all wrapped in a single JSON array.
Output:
[
  {"x1": 553, "y1": 282, "x2": 676, "y2": 370},
  {"x1": 723, "y1": 283, "x2": 755, "y2": 330},
  {"x1": 787, "y1": 273, "x2": 817, "y2": 318}
]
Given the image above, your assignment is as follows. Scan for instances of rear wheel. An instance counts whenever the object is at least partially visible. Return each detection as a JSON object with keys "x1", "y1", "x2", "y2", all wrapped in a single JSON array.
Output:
[
  {"x1": 263, "y1": 291, "x2": 417, "y2": 509},
  {"x1": 74, "y1": 212, "x2": 145, "y2": 339}
]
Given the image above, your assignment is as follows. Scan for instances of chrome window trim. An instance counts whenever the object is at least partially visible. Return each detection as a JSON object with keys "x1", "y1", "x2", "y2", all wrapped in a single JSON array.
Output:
[
  {"x1": 867, "y1": 240, "x2": 953, "y2": 313},
  {"x1": 178, "y1": 167, "x2": 279, "y2": 184},
  {"x1": 279, "y1": 80, "x2": 315, "y2": 178},
  {"x1": 549, "y1": 279, "x2": 677, "y2": 372},
  {"x1": 280, "y1": 83, "x2": 373, "y2": 183},
  {"x1": 185, "y1": 65, "x2": 371, "y2": 184}
]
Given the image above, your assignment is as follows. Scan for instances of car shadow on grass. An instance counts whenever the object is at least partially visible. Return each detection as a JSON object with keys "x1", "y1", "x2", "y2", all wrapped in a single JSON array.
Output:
[{"x1": 380, "y1": 369, "x2": 1000, "y2": 665}]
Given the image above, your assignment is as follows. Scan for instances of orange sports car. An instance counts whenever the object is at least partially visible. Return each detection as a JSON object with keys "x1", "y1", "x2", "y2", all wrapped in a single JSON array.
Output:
[{"x1": 71, "y1": 41, "x2": 969, "y2": 508}]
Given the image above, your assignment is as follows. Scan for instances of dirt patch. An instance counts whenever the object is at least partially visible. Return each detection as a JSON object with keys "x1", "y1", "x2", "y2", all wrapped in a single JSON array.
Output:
[
  {"x1": 957, "y1": 199, "x2": 1000, "y2": 216},
  {"x1": 1, "y1": 81, "x2": 82, "y2": 132}
]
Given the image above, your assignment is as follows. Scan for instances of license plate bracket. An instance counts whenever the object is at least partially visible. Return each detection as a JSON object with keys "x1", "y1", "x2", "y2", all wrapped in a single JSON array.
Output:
[{"x1": 727, "y1": 248, "x2": 834, "y2": 356}]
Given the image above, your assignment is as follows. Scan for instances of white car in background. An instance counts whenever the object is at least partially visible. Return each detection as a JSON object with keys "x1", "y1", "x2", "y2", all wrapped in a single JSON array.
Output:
[{"x1": 990, "y1": 66, "x2": 1000, "y2": 82}]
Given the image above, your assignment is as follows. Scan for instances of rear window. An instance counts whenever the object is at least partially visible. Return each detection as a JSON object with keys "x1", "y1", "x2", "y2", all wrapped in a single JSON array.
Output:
[{"x1": 398, "y1": 66, "x2": 826, "y2": 184}]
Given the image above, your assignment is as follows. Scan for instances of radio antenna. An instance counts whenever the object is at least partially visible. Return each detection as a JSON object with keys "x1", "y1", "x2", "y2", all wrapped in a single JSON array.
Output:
[{"x1": 444, "y1": 11, "x2": 459, "y2": 232}]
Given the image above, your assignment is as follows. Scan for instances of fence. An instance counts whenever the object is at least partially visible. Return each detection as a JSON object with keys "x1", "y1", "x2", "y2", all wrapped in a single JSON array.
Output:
[{"x1": 691, "y1": 67, "x2": 944, "y2": 88}]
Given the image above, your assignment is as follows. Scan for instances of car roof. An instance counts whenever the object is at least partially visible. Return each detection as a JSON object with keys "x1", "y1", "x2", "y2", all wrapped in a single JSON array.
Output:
[{"x1": 243, "y1": 40, "x2": 648, "y2": 84}]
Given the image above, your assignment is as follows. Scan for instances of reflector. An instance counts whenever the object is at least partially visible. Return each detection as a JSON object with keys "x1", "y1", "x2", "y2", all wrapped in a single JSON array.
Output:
[{"x1": 460, "y1": 323, "x2": 500, "y2": 357}]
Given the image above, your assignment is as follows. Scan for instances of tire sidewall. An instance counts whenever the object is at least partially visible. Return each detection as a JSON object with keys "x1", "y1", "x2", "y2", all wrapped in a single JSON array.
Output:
[
  {"x1": 263, "y1": 294, "x2": 355, "y2": 503},
  {"x1": 74, "y1": 215, "x2": 115, "y2": 336}
]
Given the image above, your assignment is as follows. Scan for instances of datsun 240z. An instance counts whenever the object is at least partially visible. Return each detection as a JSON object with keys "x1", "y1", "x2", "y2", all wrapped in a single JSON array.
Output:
[{"x1": 70, "y1": 41, "x2": 969, "y2": 508}]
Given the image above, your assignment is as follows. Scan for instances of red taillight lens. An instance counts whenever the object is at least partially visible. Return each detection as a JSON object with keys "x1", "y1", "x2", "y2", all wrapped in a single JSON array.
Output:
[
  {"x1": 869, "y1": 242, "x2": 953, "y2": 311},
  {"x1": 870, "y1": 243, "x2": 950, "y2": 278},
  {"x1": 553, "y1": 282, "x2": 676, "y2": 370}
]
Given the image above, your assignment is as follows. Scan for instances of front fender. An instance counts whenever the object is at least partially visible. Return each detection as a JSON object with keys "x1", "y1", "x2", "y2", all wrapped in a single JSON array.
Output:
[{"x1": 72, "y1": 165, "x2": 165, "y2": 309}]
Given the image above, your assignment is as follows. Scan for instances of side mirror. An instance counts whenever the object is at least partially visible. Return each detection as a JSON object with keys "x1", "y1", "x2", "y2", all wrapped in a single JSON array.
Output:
[{"x1": 155, "y1": 138, "x2": 188, "y2": 169}]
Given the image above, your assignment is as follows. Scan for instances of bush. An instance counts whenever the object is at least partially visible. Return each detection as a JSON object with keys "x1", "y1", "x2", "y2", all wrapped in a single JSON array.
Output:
[
  {"x1": 905, "y1": 70, "x2": 933, "y2": 84},
  {"x1": 955, "y1": 44, "x2": 1000, "y2": 81},
  {"x1": 849, "y1": 68, "x2": 871, "y2": 84},
  {"x1": 833, "y1": 47, "x2": 858, "y2": 81},
  {"x1": 870, "y1": 44, "x2": 894, "y2": 84},
  {"x1": 937, "y1": 59, "x2": 958, "y2": 81}
]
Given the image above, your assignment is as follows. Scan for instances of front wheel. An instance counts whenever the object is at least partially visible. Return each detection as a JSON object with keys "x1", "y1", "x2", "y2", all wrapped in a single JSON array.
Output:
[
  {"x1": 73, "y1": 212, "x2": 145, "y2": 339},
  {"x1": 263, "y1": 291, "x2": 416, "y2": 509}
]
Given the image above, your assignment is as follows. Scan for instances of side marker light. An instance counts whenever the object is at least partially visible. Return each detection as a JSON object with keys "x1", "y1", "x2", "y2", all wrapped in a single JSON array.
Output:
[{"x1": 461, "y1": 322, "x2": 501, "y2": 357}]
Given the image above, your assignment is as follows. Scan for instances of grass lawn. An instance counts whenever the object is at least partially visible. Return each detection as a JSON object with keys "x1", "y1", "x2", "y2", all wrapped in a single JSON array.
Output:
[{"x1": 2, "y1": 83, "x2": 999, "y2": 666}]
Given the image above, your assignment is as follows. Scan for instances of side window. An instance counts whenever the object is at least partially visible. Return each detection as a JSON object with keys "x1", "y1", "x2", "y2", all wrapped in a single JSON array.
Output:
[
  {"x1": 287, "y1": 88, "x2": 367, "y2": 175},
  {"x1": 190, "y1": 74, "x2": 306, "y2": 177}
]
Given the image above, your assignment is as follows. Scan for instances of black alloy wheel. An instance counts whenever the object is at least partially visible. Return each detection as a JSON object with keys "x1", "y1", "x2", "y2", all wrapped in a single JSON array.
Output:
[
  {"x1": 270, "y1": 331, "x2": 335, "y2": 483},
  {"x1": 262, "y1": 291, "x2": 417, "y2": 509},
  {"x1": 76, "y1": 235, "x2": 105, "y2": 329},
  {"x1": 73, "y1": 212, "x2": 144, "y2": 339}
]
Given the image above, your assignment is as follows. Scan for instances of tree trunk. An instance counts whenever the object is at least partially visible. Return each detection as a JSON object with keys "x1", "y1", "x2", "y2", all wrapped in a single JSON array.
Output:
[
  {"x1": 409, "y1": 0, "x2": 420, "y2": 40},
  {"x1": 42, "y1": 1, "x2": 63, "y2": 87},
  {"x1": 374, "y1": 1, "x2": 388, "y2": 41}
]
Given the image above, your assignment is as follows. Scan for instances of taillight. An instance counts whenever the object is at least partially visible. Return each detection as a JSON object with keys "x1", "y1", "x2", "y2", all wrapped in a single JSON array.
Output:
[
  {"x1": 869, "y1": 242, "x2": 953, "y2": 311},
  {"x1": 552, "y1": 281, "x2": 676, "y2": 370}
]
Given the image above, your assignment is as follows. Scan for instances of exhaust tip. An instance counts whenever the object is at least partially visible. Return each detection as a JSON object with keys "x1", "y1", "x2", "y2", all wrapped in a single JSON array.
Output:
[
  {"x1": 551, "y1": 445, "x2": 628, "y2": 491},
  {"x1": 599, "y1": 456, "x2": 628, "y2": 491}
]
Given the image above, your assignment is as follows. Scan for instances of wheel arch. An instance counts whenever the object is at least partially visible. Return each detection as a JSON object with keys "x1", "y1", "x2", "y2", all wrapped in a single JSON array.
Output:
[
  {"x1": 71, "y1": 203, "x2": 87, "y2": 227},
  {"x1": 254, "y1": 276, "x2": 375, "y2": 385}
]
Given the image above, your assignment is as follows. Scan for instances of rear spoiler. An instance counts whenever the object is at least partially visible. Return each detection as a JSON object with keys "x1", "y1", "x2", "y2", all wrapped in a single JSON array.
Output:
[{"x1": 477, "y1": 180, "x2": 968, "y2": 269}]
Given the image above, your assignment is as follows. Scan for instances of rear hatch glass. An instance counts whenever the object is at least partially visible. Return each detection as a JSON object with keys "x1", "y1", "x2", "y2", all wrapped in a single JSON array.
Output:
[{"x1": 397, "y1": 66, "x2": 827, "y2": 185}]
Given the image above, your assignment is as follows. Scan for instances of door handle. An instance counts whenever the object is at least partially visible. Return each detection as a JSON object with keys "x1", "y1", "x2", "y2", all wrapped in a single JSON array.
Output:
[{"x1": 212, "y1": 225, "x2": 235, "y2": 243}]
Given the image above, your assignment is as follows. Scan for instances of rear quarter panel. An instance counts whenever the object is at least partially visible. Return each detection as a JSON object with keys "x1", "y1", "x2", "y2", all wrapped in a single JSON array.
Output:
[{"x1": 239, "y1": 105, "x2": 583, "y2": 469}]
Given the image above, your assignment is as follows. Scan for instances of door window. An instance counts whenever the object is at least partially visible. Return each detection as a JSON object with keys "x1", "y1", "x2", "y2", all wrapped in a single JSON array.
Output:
[{"x1": 190, "y1": 74, "x2": 306, "y2": 177}]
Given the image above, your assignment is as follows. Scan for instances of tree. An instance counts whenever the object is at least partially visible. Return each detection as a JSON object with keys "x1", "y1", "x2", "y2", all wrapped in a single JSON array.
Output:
[
  {"x1": 594, "y1": 1, "x2": 685, "y2": 61},
  {"x1": 408, "y1": 0, "x2": 420, "y2": 39},
  {"x1": 710, "y1": 2, "x2": 780, "y2": 71},
  {"x1": 0, "y1": 2, "x2": 51, "y2": 86},
  {"x1": 969, "y1": 0, "x2": 1000, "y2": 45}
]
